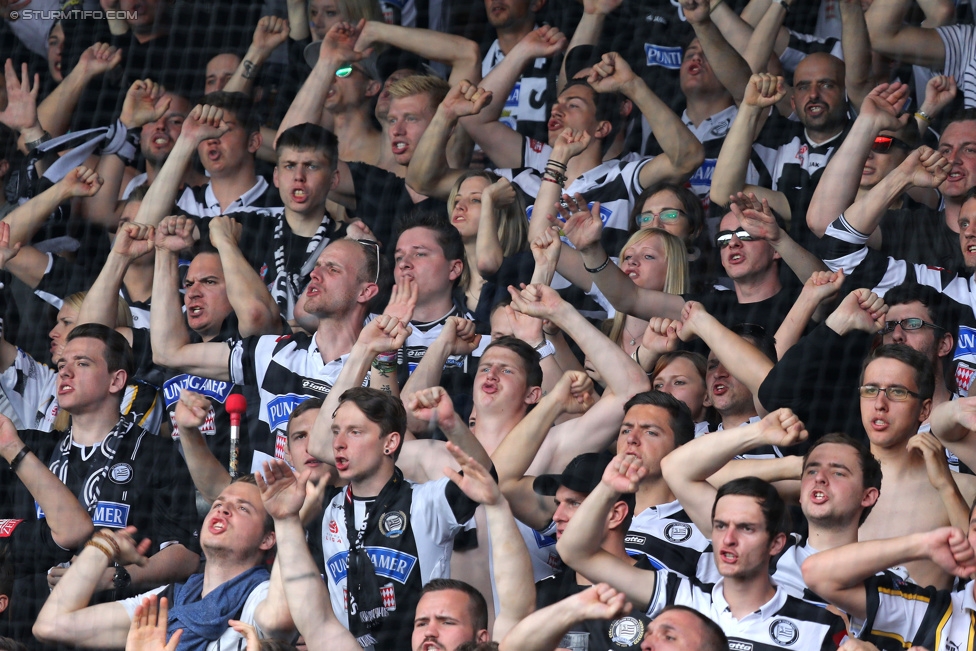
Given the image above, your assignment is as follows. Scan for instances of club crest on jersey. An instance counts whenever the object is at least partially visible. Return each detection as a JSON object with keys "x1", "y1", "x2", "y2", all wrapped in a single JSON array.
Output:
[
  {"x1": 609, "y1": 617, "x2": 644, "y2": 647},
  {"x1": 109, "y1": 463, "x2": 133, "y2": 484},
  {"x1": 644, "y1": 44, "x2": 683, "y2": 69},
  {"x1": 327, "y1": 547, "x2": 418, "y2": 584},
  {"x1": 664, "y1": 522, "x2": 693, "y2": 543},
  {"x1": 379, "y1": 511, "x2": 407, "y2": 538},
  {"x1": 768, "y1": 619, "x2": 799, "y2": 646}
]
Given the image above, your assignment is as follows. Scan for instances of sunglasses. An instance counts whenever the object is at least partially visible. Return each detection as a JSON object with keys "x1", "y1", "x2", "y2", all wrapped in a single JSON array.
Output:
[
  {"x1": 879, "y1": 318, "x2": 944, "y2": 335},
  {"x1": 871, "y1": 136, "x2": 912, "y2": 154},
  {"x1": 715, "y1": 229, "x2": 757, "y2": 248},
  {"x1": 357, "y1": 239, "x2": 381, "y2": 285},
  {"x1": 335, "y1": 64, "x2": 355, "y2": 78},
  {"x1": 858, "y1": 385, "x2": 920, "y2": 401},
  {"x1": 636, "y1": 208, "x2": 686, "y2": 227}
]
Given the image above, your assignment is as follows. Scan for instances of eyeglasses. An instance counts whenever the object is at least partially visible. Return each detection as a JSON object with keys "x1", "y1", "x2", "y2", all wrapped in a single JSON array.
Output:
[
  {"x1": 879, "y1": 318, "x2": 944, "y2": 335},
  {"x1": 357, "y1": 239, "x2": 381, "y2": 284},
  {"x1": 871, "y1": 136, "x2": 912, "y2": 154},
  {"x1": 636, "y1": 208, "x2": 686, "y2": 227},
  {"x1": 858, "y1": 385, "x2": 920, "y2": 401},
  {"x1": 715, "y1": 229, "x2": 757, "y2": 248},
  {"x1": 335, "y1": 64, "x2": 355, "y2": 78}
]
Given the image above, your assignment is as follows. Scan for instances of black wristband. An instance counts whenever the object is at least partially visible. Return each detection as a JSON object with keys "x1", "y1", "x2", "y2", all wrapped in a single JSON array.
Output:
[
  {"x1": 583, "y1": 255, "x2": 612, "y2": 274},
  {"x1": 8, "y1": 445, "x2": 32, "y2": 472}
]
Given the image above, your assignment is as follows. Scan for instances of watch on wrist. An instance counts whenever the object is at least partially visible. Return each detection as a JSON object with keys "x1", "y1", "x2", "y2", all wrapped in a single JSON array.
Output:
[
  {"x1": 113, "y1": 563, "x2": 131, "y2": 590},
  {"x1": 534, "y1": 339, "x2": 557, "y2": 360}
]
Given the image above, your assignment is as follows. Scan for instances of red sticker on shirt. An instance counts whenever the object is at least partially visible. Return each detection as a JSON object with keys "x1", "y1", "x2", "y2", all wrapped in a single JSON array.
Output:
[{"x1": 0, "y1": 519, "x2": 24, "y2": 537}]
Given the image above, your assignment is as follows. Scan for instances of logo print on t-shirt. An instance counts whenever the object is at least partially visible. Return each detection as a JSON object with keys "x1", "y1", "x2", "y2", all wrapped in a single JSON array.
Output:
[
  {"x1": 768, "y1": 619, "x2": 799, "y2": 646},
  {"x1": 609, "y1": 617, "x2": 645, "y2": 647}
]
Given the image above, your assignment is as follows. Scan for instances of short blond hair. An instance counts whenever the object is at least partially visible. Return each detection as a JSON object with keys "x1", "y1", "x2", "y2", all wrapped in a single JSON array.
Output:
[{"x1": 388, "y1": 75, "x2": 450, "y2": 111}]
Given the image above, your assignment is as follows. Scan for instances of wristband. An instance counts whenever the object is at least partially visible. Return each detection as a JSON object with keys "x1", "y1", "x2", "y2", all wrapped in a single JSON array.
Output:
[
  {"x1": 583, "y1": 255, "x2": 612, "y2": 274},
  {"x1": 375, "y1": 351, "x2": 397, "y2": 363},
  {"x1": 771, "y1": 0, "x2": 789, "y2": 11},
  {"x1": 8, "y1": 445, "x2": 32, "y2": 472},
  {"x1": 546, "y1": 159, "x2": 567, "y2": 170},
  {"x1": 25, "y1": 131, "x2": 51, "y2": 152},
  {"x1": 914, "y1": 110, "x2": 931, "y2": 123},
  {"x1": 85, "y1": 538, "x2": 116, "y2": 562},
  {"x1": 92, "y1": 530, "x2": 122, "y2": 560}
]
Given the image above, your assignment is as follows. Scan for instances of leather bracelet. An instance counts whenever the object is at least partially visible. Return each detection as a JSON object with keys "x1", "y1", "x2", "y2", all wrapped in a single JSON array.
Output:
[
  {"x1": 583, "y1": 255, "x2": 612, "y2": 274},
  {"x1": 914, "y1": 110, "x2": 931, "y2": 123},
  {"x1": 85, "y1": 538, "x2": 116, "y2": 562},
  {"x1": 8, "y1": 445, "x2": 32, "y2": 472},
  {"x1": 92, "y1": 531, "x2": 122, "y2": 559},
  {"x1": 25, "y1": 131, "x2": 51, "y2": 151}
]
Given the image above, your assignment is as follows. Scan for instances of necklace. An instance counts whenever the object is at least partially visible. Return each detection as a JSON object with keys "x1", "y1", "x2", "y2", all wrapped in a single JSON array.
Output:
[{"x1": 623, "y1": 321, "x2": 646, "y2": 347}]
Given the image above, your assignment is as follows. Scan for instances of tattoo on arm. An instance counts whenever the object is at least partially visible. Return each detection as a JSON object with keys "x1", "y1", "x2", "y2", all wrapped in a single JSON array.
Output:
[{"x1": 242, "y1": 60, "x2": 256, "y2": 79}]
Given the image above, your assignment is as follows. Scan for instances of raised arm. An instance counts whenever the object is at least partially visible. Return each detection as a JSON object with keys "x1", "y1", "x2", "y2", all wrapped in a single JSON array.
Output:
[
  {"x1": 555, "y1": 455, "x2": 655, "y2": 609},
  {"x1": 77, "y1": 222, "x2": 153, "y2": 335},
  {"x1": 475, "y1": 177, "x2": 516, "y2": 275},
  {"x1": 208, "y1": 216, "x2": 283, "y2": 337},
  {"x1": 587, "y1": 53, "x2": 704, "y2": 187},
  {"x1": 801, "y1": 527, "x2": 976, "y2": 620},
  {"x1": 171, "y1": 389, "x2": 232, "y2": 503},
  {"x1": 459, "y1": 26, "x2": 566, "y2": 169},
  {"x1": 680, "y1": 0, "x2": 753, "y2": 103},
  {"x1": 135, "y1": 105, "x2": 230, "y2": 228},
  {"x1": 150, "y1": 215, "x2": 232, "y2": 378},
  {"x1": 404, "y1": 387, "x2": 492, "y2": 471},
  {"x1": 445, "y1": 442, "x2": 534, "y2": 640},
  {"x1": 839, "y1": 0, "x2": 873, "y2": 109},
  {"x1": 400, "y1": 317, "x2": 479, "y2": 409},
  {"x1": 257, "y1": 460, "x2": 349, "y2": 649},
  {"x1": 557, "y1": 0, "x2": 623, "y2": 91},
  {"x1": 740, "y1": 0, "x2": 790, "y2": 75},
  {"x1": 865, "y1": 0, "x2": 948, "y2": 69},
  {"x1": 526, "y1": 129, "x2": 590, "y2": 245},
  {"x1": 806, "y1": 82, "x2": 911, "y2": 239},
  {"x1": 355, "y1": 20, "x2": 481, "y2": 86},
  {"x1": 772, "y1": 271, "x2": 845, "y2": 358},
  {"x1": 661, "y1": 408, "x2": 807, "y2": 536},
  {"x1": 225, "y1": 16, "x2": 291, "y2": 95},
  {"x1": 906, "y1": 432, "x2": 972, "y2": 533},
  {"x1": 0, "y1": 415, "x2": 94, "y2": 548},
  {"x1": 931, "y1": 397, "x2": 976, "y2": 471},
  {"x1": 37, "y1": 43, "x2": 122, "y2": 138}
]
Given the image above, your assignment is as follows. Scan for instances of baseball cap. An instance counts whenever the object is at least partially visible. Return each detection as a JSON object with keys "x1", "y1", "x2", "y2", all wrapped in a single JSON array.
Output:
[{"x1": 533, "y1": 450, "x2": 615, "y2": 496}]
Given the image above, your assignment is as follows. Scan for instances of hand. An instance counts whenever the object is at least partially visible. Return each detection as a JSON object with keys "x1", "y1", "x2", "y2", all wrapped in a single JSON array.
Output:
[
  {"x1": 508, "y1": 283, "x2": 567, "y2": 321},
  {"x1": 251, "y1": 15, "x2": 290, "y2": 55},
  {"x1": 907, "y1": 432, "x2": 956, "y2": 493},
  {"x1": 345, "y1": 219, "x2": 378, "y2": 244},
  {"x1": 59, "y1": 166, "x2": 104, "y2": 199},
  {"x1": 382, "y1": 276, "x2": 418, "y2": 323},
  {"x1": 729, "y1": 192, "x2": 781, "y2": 244},
  {"x1": 601, "y1": 454, "x2": 647, "y2": 494},
  {"x1": 825, "y1": 288, "x2": 887, "y2": 335},
  {"x1": 208, "y1": 215, "x2": 243, "y2": 249},
  {"x1": 566, "y1": 584, "x2": 631, "y2": 621},
  {"x1": 318, "y1": 20, "x2": 371, "y2": 68},
  {"x1": 406, "y1": 387, "x2": 457, "y2": 432},
  {"x1": 949, "y1": 396, "x2": 976, "y2": 432},
  {"x1": 922, "y1": 526, "x2": 976, "y2": 578},
  {"x1": 549, "y1": 370, "x2": 596, "y2": 414},
  {"x1": 444, "y1": 442, "x2": 502, "y2": 506},
  {"x1": 0, "y1": 0, "x2": 31, "y2": 21},
  {"x1": 560, "y1": 194, "x2": 604, "y2": 252},
  {"x1": 257, "y1": 459, "x2": 309, "y2": 521},
  {"x1": 358, "y1": 314, "x2": 411, "y2": 355},
  {"x1": 440, "y1": 80, "x2": 492, "y2": 120},
  {"x1": 0, "y1": 59, "x2": 38, "y2": 132},
  {"x1": 743, "y1": 73, "x2": 786, "y2": 109},
  {"x1": 530, "y1": 226, "x2": 561, "y2": 274},
  {"x1": 800, "y1": 270, "x2": 845, "y2": 305},
  {"x1": 551, "y1": 128, "x2": 591, "y2": 161},
  {"x1": 483, "y1": 177, "x2": 515, "y2": 208},
  {"x1": 120, "y1": 79, "x2": 169, "y2": 129},
  {"x1": 100, "y1": 526, "x2": 152, "y2": 567},
  {"x1": 180, "y1": 104, "x2": 230, "y2": 144},
  {"x1": 0, "y1": 220, "x2": 21, "y2": 270},
  {"x1": 679, "y1": 0, "x2": 712, "y2": 24},
  {"x1": 583, "y1": 0, "x2": 623, "y2": 14},
  {"x1": 174, "y1": 389, "x2": 210, "y2": 431},
  {"x1": 900, "y1": 146, "x2": 952, "y2": 189},
  {"x1": 126, "y1": 595, "x2": 182, "y2": 651},
  {"x1": 0, "y1": 413, "x2": 25, "y2": 458},
  {"x1": 503, "y1": 305, "x2": 544, "y2": 348},
  {"x1": 859, "y1": 82, "x2": 911, "y2": 132},
  {"x1": 154, "y1": 215, "x2": 198, "y2": 253},
  {"x1": 437, "y1": 316, "x2": 481, "y2": 356},
  {"x1": 921, "y1": 75, "x2": 957, "y2": 117},
  {"x1": 641, "y1": 317, "x2": 680, "y2": 355},
  {"x1": 587, "y1": 52, "x2": 637, "y2": 94},
  {"x1": 676, "y1": 300, "x2": 710, "y2": 341},
  {"x1": 515, "y1": 25, "x2": 567, "y2": 60},
  {"x1": 755, "y1": 408, "x2": 808, "y2": 447},
  {"x1": 76, "y1": 42, "x2": 123, "y2": 80},
  {"x1": 113, "y1": 222, "x2": 156, "y2": 260}
]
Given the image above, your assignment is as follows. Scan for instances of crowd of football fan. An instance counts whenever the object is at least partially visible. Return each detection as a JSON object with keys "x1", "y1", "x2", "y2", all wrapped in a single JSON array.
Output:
[{"x1": 1, "y1": 0, "x2": 976, "y2": 649}]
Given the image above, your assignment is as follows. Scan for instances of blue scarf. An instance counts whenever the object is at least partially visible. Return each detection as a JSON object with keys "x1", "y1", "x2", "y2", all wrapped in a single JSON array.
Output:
[{"x1": 168, "y1": 566, "x2": 270, "y2": 651}]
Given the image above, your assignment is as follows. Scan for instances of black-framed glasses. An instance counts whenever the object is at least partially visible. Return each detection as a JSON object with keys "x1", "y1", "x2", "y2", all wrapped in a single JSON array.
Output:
[
  {"x1": 879, "y1": 318, "x2": 944, "y2": 335},
  {"x1": 716, "y1": 229, "x2": 756, "y2": 248},
  {"x1": 858, "y1": 385, "x2": 920, "y2": 401},
  {"x1": 636, "y1": 208, "x2": 686, "y2": 227},
  {"x1": 357, "y1": 239, "x2": 381, "y2": 284},
  {"x1": 871, "y1": 136, "x2": 912, "y2": 154},
  {"x1": 335, "y1": 64, "x2": 355, "y2": 78}
]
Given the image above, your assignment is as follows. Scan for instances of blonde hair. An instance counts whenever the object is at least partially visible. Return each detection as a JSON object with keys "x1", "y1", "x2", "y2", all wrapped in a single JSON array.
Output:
[
  {"x1": 335, "y1": 0, "x2": 383, "y2": 22},
  {"x1": 388, "y1": 75, "x2": 450, "y2": 110},
  {"x1": 607, "y1": 228, "x2": 688, "y2": 346}
]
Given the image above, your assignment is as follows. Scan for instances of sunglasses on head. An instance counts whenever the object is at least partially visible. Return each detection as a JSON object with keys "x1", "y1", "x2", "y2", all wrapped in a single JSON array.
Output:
[
  {"x1": 335, "y1": 64, "x2": 355, "y2": 78},
  {"x1": 715, "y1": 229, "x2": 756, "y2": 248},
  {"x1": 357, "y1": 239, "x2": 381, "y2": 285},
  {"x1": 871, "y1": 135, "x2": 912, "y2": 154}
]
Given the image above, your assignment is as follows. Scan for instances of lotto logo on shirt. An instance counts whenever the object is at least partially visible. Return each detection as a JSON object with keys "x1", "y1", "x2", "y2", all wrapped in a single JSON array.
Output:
[
  {"x1": 163, "y1": 374, "x2": 234, "y2": 407},
  {"x1": 644, "y1": 44, "x2": 683, "y2": 69},
  {"x1": 326, "y1": 547, "x2": 418, "y2": 584},
  {"x1": 267, "y1": 394, "x2": 311, "y2": 430},
  {"x1": 92, "y1": 501, "x2": 131, "y2": 528}
]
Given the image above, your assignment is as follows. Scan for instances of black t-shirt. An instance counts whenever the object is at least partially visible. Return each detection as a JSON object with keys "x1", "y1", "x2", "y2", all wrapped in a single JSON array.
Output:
[
  {"x1": 879, "y1": 206, "x2": 965, "y2": 274},
  {"x1": 688, "y1": 285, "x2": 800, "y2": 337},
  {"x1": 472, "y1": 250, "x2": 534, "y2": 331}
]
